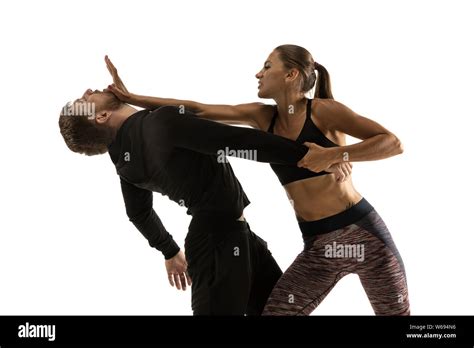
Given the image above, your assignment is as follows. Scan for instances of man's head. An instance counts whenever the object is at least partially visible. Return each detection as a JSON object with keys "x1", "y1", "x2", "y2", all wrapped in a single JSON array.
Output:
[{"x1": 58, "y1": 89, "x2": 124, "y2": 156}]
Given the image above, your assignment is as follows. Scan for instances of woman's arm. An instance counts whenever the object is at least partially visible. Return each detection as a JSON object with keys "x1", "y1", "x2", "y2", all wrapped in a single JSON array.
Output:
[
  {"x1": 132, "y1": 93, "x2": 269, "y2": 129},
  {"x1": 105, "y1": 56, "x2": 269, "y2": 129},
  {"x1": 298, "y1": 100, "x2": 404, "y2": 172}
]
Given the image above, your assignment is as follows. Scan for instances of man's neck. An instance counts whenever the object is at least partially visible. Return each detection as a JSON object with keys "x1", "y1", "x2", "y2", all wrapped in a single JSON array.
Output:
[{"x1": 110, "y1": 104, "x2": 139, "y2": 133}]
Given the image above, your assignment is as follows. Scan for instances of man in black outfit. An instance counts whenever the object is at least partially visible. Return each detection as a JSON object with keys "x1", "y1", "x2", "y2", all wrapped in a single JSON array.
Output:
[{"x1": 58, "y1": 88, "x2": 340, "y2": 315}]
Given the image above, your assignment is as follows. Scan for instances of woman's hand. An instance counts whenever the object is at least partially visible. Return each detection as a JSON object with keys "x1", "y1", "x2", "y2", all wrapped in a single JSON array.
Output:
[
  {"x1": 106, "y1": 83, "x2": 132, "y2": 103},
  {"x1": 104, "y1": 55, "x2": 132, "y2": 102},
  {"x1": 298, "y1": 142, "x2": 340, "y2": 173},
  {"x1": 326, "y1": 162, "x2": 353, "y2": 183}
]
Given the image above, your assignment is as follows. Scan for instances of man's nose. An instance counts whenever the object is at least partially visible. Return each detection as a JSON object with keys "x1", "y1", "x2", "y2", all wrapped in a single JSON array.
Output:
[{"x1": 82, "y1": 89, "x2": 92, "y2": 98}]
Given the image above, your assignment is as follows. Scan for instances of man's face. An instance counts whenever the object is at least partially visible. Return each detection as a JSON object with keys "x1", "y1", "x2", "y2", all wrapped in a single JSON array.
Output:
[
  {"x1": 63, "y1": 88, "x2": 120, "y2": 122},
  {"x1": 73, "y1": 88, "x2": 115, "y2": 112}
]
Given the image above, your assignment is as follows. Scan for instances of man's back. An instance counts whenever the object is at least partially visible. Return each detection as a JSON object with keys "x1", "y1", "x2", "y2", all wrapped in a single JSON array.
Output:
[{"x1": 108, "y1": 108, "x2": 250, "y2": 219}]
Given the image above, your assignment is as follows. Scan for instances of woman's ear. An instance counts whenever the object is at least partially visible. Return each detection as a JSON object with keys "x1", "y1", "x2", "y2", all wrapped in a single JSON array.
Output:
[{"x1": 285, "y1": 68, "x2": 300, "y2": 83}]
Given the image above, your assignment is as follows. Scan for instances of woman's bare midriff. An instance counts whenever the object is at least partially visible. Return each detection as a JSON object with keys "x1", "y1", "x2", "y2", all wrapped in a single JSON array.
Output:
[
  {"x1": 284, "y1": 174, "x2": 363, "y2": 222},
  {"x1": 260, "y1": 99, "x2": 364, "y2": 222}
]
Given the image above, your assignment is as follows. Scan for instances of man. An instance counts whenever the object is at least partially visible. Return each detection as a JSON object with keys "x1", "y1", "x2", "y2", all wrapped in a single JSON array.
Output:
[{"x1": 58, "y1": 80, "x2": 349, "y2": 315}]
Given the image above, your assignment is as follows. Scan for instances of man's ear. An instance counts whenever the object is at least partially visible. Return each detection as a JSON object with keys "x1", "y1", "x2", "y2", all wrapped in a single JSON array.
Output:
[{"x1": 95, "y1": 110, "x2": 112, "y2": 125}]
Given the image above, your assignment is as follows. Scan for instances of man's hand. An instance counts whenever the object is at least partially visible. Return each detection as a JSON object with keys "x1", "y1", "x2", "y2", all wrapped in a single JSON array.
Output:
[
  {"x1": 104, "y1": 55, "x2": 132, "y2": 102},
  {"x1": 297, "y1": 142, "x2": 340, "y2": 173},
  {"x1": 165, "y1": 250, "x2": 192, "y2": 291},
  {"x1": 326, "y1": 162, "x2": 353, "y2": 183}
]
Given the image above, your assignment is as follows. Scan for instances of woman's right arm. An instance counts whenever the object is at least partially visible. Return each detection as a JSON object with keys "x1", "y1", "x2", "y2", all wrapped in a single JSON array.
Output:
[
  {"x1": 105, "y1": 56, "x2": 270, "y2": 129},
  {"x1": 129, "y1": 93, "x2": 269, "y2": 129}
]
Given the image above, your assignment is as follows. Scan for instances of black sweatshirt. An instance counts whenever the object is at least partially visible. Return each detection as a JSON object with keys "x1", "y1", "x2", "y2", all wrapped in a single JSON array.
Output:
[{"x1": 107, "y1": 106, "x2": 308, "y2": 259}]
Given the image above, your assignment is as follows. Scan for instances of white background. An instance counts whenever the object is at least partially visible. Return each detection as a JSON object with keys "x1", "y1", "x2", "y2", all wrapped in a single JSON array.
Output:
[{"x1": 0, "y1": 0, "x2": 473, "y2": 315}]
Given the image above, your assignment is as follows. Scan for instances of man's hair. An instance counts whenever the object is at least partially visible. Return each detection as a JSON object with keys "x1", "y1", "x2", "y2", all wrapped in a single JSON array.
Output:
[
  {"x1": 58, "y1": 94, "x2": 123, "y2": 156},
  {"x1": 59, "y1": 114, "x2": 115, "y2": 156}
]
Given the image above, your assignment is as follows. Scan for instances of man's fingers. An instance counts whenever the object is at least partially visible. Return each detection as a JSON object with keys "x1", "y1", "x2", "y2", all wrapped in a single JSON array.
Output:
[
  {"x1": 185, "y1": 271, "x2": 192, "y2": 286},
  {"x1": 168, "y1": 273, "x2": 175, "y2": 287},
  {"x1": 179, "y1": 273, "x2": 187, "y2": 291},
  {"x1": 173, "y1": 274, "x2": 181, "y2": 290}
]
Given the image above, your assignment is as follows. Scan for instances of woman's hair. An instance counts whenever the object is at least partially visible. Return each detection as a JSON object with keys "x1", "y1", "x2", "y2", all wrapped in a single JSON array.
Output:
[{"x1": 274, "y1": 44, "x2": 334, "y2": 99}]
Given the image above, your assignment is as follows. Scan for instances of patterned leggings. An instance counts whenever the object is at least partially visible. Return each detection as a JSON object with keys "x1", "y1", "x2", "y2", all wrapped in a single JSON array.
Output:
[{"x1": 263, "y1": 205, "x2": 410, "y2": 316}]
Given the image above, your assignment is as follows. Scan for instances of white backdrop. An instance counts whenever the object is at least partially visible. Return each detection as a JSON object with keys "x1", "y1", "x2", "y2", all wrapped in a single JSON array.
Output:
[{"x1": 0, "y1": 0, "x2": 473, "y2": 315}]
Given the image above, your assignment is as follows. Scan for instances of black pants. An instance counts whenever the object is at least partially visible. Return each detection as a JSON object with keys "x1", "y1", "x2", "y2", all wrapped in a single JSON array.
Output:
[{"x1": 184, "y1": 214, "x2": 282, "y2": 315}]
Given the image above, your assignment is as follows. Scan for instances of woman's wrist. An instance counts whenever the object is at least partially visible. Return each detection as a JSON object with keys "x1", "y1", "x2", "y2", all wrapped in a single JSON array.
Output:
[
  {"x1": 328, "y1": 147, "x2": 349, "y2": 166},
  {"x1": 127, "y1": 93, "x2": 140, "y2": 104}
]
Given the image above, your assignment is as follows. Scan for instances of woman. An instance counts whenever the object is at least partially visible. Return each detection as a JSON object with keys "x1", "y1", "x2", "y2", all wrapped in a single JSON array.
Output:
[{"x1": 105, "y1": 45, "x2": 409, "y2": 315}]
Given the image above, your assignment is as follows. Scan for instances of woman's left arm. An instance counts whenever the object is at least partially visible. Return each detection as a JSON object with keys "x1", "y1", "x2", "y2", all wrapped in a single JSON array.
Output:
[{"x1": 298, "y1": 100, "x2": 404, "y2": 172}]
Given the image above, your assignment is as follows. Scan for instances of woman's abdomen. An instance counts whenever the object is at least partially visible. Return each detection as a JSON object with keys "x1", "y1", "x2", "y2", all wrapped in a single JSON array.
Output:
[{"x1": 284, "y1": 174, "x2": 363, "y2": 221}]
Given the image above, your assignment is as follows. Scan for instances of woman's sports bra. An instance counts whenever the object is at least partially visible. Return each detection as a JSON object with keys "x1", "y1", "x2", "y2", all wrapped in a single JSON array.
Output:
[{"x1": 267, "y1": 98, "x2": 339, "y2": 185}]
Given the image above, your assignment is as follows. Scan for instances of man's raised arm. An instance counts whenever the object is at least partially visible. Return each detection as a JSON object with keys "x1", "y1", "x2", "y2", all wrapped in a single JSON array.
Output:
[{"x1": 151, "y1": 106, "x2": 309, "y2": 165}]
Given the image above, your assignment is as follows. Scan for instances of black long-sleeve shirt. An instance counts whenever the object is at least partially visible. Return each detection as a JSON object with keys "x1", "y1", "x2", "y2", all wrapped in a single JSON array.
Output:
[{"x1": 107, "y1": 106, "x2": 308, "y2": 259}]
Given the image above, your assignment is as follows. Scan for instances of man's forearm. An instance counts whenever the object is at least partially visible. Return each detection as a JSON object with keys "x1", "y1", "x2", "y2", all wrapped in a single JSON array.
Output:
[
  {"x1": 120, "y1": 177, "x2": 180, "y2": 259},
  {"x1": 128, "y1": 209, "x2": 180, "y2": 259}
]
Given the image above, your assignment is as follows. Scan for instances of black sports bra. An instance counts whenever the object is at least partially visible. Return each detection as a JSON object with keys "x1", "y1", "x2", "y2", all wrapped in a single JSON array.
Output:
[{"x1": 267, "y1": 98, "x2": 339, "y2": 186}]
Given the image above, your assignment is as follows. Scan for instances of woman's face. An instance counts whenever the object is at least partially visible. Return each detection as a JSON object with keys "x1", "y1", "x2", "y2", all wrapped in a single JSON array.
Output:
[{"x1": 255, "y1": 50, "x2": 288, "y2": 99}]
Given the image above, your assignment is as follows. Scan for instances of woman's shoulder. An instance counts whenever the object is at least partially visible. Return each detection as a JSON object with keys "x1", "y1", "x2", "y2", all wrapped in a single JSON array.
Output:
[
  {"x1": 311, "y1": 98, "x2": 348, "y2": 124},
  {"x1": 236, "y1": 102, "x2": 275, "y2": 130}
]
